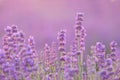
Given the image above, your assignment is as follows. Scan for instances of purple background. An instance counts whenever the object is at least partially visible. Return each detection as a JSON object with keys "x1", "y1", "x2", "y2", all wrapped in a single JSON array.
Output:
[{"x1": 0, "y1": 0, "x2": 120, "y2": 50}]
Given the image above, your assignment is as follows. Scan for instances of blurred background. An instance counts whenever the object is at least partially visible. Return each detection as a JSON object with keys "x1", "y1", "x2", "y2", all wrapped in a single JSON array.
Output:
[{"x1": 0, "y1": 0, "x2": 120, "y2": 51}]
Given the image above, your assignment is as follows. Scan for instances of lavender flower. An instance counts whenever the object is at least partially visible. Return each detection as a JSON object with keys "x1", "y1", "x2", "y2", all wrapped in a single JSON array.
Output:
[
  {"x1": 57, "y1": 29, "x2": 67, "y2": 80},
  {"x1": 57, "y1": 29, "x2": 66, "y2": 55},
  {"x1": 21, "y1": 36, "x2": 37, "y2": 79}
]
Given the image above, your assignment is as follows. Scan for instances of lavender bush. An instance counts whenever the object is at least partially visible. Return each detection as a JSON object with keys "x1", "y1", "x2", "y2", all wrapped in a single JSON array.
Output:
[{"x1": 0, "y1": 13, "x2": 120, "y2": 80}]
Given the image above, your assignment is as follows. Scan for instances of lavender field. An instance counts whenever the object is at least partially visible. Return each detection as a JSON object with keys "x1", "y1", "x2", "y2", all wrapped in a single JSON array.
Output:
[
  {"x1": 0, "y1": 0, "x2": 120, "y2": 80},
  {"x1": 0, "y1": 13, "x2": 120, "y2": 80}
]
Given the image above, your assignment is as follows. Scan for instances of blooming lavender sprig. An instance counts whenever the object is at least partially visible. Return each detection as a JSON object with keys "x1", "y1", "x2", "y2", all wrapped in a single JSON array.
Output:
[
  {"x1": 108, "y1": 41, "x2": 118, "y2": 61},
  {"x1": 43, "y1": 43, "x2": 51, "y2": 76},
  {"x1": 91, "y1": 42, "x2": 119, "y2": 80},
  {"x1": 50, "y1": 42, "x2": 57, "y2": 66},
  {"x1": 74, "y1": 12, "x2": 86, "y2": 52},
  {"x1": 57, "y1": 29, "x2": 66, "y2": 55},
  {"x1": 74, "y1": 12, "x2": 87, "y2": 80},
  {"x1": 1, "y1": 25, "x2": 26, "y2": 80},
  {"x1": 40, "y1": 42, "x2": 58, "y2": 80},
  {"x1": 21, "y1": 36, "x2": 37, "y2": 79},
  {"x1": 109, "y1": 41, "x2": 120, "y2": 79},
  {"x1": 94, "y1": 42, "x2": 107, "y2": 79},
  {"x1": 57, "y1": 29, "x2": 67, "y2": 80},
  {"x1": 0, "y1": 25, "x2": 38, "y2": 80},
  {"x1": 87, "y1": 42, "x2": 106, "y2": 80},
  {"x1": 87, "y1": 46, "x2": 97, "y2": 80},
  {"x1": 64, "y1": 52, "x2": 78, "y2": 80},
  {"x1": 110, "y1": 41, "x2": 118, "y2": 53}
]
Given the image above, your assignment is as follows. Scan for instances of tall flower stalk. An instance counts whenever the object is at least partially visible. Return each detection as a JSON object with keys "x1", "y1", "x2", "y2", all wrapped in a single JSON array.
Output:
[
  {"x1": 74, "y1": 13, "x2": 87, "y2": 80},
  {"x1": 57, "y1": 29, "x2": 66, "y2": 80}
]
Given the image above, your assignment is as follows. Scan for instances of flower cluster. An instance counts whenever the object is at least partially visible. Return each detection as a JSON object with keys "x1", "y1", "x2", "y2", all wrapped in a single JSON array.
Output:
[
  {"x1": 0, "y1": 25, "x2": 37, "y2": 80},
  {"x1": 0, "y1": 13, "x2": 120, "y2": 80}
]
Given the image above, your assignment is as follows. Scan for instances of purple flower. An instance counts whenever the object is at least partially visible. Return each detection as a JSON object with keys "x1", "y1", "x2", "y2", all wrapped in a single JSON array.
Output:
[
  {"x1": 57, "y1": 29, "x2": 66, "y2": 54},
  {"x1": 110, "y1": 41, "x2": 118, "y2": 52}
]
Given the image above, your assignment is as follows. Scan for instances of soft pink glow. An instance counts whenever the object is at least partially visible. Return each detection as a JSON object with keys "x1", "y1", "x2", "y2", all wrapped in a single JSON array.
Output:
[{"x1": 0, "y1": 0, "x2": 120, "y2": 48}]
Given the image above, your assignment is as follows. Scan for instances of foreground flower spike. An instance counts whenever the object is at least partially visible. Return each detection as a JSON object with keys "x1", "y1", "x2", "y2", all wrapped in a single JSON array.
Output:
[
  {"x1": 109, "y1": 41, "x2": 120, "y2": 79},
  {"x1": 109, "y1": 41, "x2": 118, "y2": 61},
  {"x1": 50, "y1": 42, "x2": 57, "y2": 66},
  {"x1": 75, "y1": 13, "x2": 86, "y2": 52},
  {"x1": 2, "y1": 25, "x2": 25, "y2": 80},
  {"x1": 57, "y1": 29, "x2": 67, "y2": 55},
  {"x1": 87, "y1": 46, "x2": 97, "y2": 80},
  {"x1": 88, "y1": 42, "x2": 120, "y2": 80},
  {"x1": 27, "y1": 36, "x2": 37, "y2": 59},
  {"x1": 110, "y1": 41, "x2": 118, "y2": 53},
  {"x1": 74, "y1": 13, "x2": 84, "y2": 52},
  {"x1": 57, "y1": 29, "x2": 67, "y2": 80},
  {"x1": 74, "y1": 12, "x2": 87, "y2": 80},
  {"x1": 22, "y1": 36, "x2": 37, "y2": 79},
  {"x1": 0, "y1": 25, "x2": 39, "y2": 80},
  {"x1": 43, "y1": 43, "x2": 51, "y2": 69}
]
